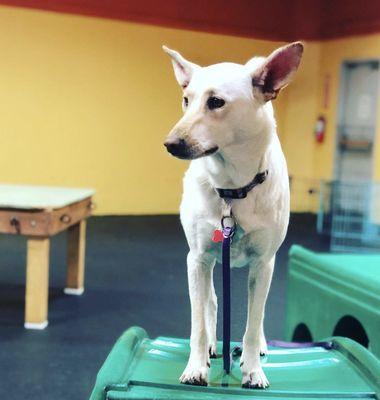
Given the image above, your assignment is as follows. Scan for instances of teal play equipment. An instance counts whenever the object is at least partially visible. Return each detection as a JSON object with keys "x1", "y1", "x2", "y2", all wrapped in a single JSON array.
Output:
[
  {"x1": 89, "y1": 244, "x2": 380, "y2": 399},
  {"x1": 90, "y1": 326, "x2": 380, "y2": 399},
  {"x1": 285, "y1": 245, "x2": 380, "y2": 358}
]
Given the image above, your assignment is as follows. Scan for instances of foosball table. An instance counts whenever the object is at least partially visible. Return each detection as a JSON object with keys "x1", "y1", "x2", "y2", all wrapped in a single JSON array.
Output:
[{"x1": 0, "y1": 184, "x2": 94, "y2": 329}]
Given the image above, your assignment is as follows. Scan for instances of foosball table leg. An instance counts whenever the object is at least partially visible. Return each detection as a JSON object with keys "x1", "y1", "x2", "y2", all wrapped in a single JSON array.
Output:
[
  {"x1": 65, "y1": 220, "x2": 86, "y2": 295},
  {"x1": 25, "y1": 237, "x2": 50, "y2": 329}
]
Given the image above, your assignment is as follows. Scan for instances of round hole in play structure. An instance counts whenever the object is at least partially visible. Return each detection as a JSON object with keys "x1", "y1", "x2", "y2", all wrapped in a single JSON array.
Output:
[
  {"x1": 333, "y1": 315, "x2": 369, "y2": 348},
  {"x1": 292, "y1": 323, "x2": 313, "y2": 342}
]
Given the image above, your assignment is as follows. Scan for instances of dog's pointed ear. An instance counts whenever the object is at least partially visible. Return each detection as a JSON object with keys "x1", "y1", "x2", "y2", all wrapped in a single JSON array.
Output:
[
  {"x1": 250, "y1": 42, "x2": 304, "y2": 102},
  {"x1": 163, "y1": 46, "x2": 199, "y2": 89}
]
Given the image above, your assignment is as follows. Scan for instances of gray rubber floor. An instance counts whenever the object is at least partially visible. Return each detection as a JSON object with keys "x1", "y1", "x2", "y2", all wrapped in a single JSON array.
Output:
[{"x1": 0, "y1": 214, "x2": 328, "y2": 400}]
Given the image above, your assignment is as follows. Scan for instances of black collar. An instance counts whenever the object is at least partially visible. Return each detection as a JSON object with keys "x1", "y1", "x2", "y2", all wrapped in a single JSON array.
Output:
[{"x1": 215, "y1": 170, "x2": 268, "y2": 200}]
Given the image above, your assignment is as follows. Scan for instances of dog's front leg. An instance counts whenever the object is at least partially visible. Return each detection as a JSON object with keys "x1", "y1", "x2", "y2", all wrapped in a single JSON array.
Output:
[
  {"x1": 206, "y1": 273, "x2": 217, "y2": 358},
  {"x1": 259, "y1": 321, "x2": 268, "y2": 356},
  {"x1": 240, "y1": 257, "x2": 275, "y2": 389},
  {"x1": 180, "y1": 251, "x2": 214, "y2": 386}
]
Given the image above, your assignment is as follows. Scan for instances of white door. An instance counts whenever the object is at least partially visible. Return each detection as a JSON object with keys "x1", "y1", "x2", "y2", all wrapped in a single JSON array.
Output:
[{"x1": 336, "y1": 61, "x2": 379, "y2": 182}]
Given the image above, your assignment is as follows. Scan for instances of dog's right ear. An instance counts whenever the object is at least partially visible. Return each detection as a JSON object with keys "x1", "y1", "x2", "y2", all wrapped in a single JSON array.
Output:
[{"x1": 162, "y1": 46, "x2": 199, "y2": 89}]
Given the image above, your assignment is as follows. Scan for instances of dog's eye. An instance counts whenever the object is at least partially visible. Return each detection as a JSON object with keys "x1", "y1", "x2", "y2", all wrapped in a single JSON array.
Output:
[
  {"x1": 183, "y1": 97, "x2": 189, "y2": 107},
  {"x1": 207, "y1": 96, "x2": 225, "y2": 110}
]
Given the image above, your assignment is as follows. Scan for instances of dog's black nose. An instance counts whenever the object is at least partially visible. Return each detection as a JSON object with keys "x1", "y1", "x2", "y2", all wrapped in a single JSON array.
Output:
[{"x1": 164, "y1": 138, "x2": 189, "y2": 157}]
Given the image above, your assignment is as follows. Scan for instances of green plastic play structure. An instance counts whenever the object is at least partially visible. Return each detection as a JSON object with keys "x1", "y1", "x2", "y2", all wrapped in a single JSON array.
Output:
[
  {"x1": 90, "y1": 244, "x2": 380, "y2": 399},
  {"x1": 285, "y1": 245, "x2": 380, "y2": 358},
  {"x1": 90, "y1": 326, "x2": 380, "y2": 399}
]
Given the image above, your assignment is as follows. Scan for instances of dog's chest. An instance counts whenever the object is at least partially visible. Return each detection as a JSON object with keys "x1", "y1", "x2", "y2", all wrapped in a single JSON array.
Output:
[
  {"x1": 205, "y1": 192, "x2": 288, "y2": 267},
  {"x1": 207, "y1": 227, "x2": 259, "y2": 268},
  {"x1": 181, "y1": 156, "x2": 290, "y2": 265}
]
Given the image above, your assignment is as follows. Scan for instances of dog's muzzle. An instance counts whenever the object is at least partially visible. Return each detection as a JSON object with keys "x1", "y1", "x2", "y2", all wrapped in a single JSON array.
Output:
[{"x1": 164, "y1": 138, "x2": 218, "y2": 160}]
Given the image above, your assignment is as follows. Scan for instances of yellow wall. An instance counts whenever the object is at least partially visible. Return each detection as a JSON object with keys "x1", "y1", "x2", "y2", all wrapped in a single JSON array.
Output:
[
  {"x1": 285, "y1": 33, "x2": 380, "y2": 212},
  {"x1": 0, "y1": 6, "x2": 284, "y2": 215},
  {"x1": 281, "y1": 42, "x2": 322, "y2": 179},
  {"x1": 279, "y1": 34, "x2": 380, "y2": 212},
  {"x1": 0, "y1": 5, "x2": 379, "y2": 214}
]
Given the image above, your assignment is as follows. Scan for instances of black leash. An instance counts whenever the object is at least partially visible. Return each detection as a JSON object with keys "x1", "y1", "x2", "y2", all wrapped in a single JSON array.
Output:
[
  {"x1": 214, "y1": 170, "x2": 268, "y2": 375},
  {"x1": 221, "y1": 216, "x2": 236, "y2": 374}
]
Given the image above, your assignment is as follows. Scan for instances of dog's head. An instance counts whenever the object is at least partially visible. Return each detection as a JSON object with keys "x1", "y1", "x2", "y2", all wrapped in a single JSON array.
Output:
[{"x1": 163, "y1": 42, "x2": 303, "y2": 160}]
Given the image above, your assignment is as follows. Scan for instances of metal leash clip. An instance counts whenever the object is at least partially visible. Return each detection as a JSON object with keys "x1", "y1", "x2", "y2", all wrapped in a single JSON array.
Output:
[{"x1": 221, "y1": 215, "x2": 236, "y2": 239}]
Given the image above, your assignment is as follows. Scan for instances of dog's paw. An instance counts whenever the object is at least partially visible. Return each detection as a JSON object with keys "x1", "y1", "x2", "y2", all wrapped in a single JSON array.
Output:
[
  {"x1": 180, "y1": 364, "x2": 208, "y2": 386},
  {"x1": 209, "y1": 344, "x2": 217, "y2": 359},
  {"x1": 241, "y1": 367, "x2": 269, "y2": 389}
]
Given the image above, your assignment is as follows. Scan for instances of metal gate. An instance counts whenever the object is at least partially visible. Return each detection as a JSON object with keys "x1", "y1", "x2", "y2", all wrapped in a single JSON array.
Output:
[{"x1": 318, "y1": 180, "x2": 380, "y2": 253}]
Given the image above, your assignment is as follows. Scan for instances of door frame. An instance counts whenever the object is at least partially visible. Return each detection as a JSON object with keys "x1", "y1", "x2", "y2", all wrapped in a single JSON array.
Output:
[{"x1": 334, "y1": 58, "x2": 380, "y2": 182}]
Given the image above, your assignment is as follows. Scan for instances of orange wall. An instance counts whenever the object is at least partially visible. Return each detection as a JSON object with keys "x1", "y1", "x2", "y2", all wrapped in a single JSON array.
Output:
[
  {"x1": 0, "y1": 5, "x2": 284, "y2": 214},
  {"x1": 0, "y1": 5, "x2": 379, "y2": 214}
]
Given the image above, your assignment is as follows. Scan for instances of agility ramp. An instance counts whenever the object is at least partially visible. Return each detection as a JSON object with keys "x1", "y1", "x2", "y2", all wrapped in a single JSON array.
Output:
[{"x1": 90, "y1": 326, "x2": 380, "y2": 400}]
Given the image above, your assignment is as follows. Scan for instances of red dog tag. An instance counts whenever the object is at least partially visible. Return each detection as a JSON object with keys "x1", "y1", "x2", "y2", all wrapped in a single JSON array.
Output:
[{"x1": 212, "y1": 229, "x2": 223, "y2": 243}]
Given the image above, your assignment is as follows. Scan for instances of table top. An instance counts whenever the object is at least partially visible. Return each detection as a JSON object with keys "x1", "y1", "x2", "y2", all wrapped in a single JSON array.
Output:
[{"x1": 0, "y1": 184, "x2": 95, "y2": 210}]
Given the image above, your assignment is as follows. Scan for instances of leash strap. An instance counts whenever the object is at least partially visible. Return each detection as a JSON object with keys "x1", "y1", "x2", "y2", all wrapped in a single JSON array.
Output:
[
  {"x1": 266, "y1": 340, "x2": 335, "y2": 350},
  {"x1": 221, "y1": 215, "x2": 235, "y2": 374},
  {"x1": 217, "y1": 171, "x2": 267, "y2": 375}
]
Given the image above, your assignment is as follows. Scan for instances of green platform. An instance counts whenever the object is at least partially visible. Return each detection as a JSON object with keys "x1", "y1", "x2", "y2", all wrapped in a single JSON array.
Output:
[
  {"x1": 285, "y1": 245, "x2": 380, "y2": 358},
  {"x1": 90, "y1": 326, "x2": 380, "y2": 399}
]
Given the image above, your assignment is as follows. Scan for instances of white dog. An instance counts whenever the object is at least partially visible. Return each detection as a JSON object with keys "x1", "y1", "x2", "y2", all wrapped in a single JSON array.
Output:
[{"x1": 163, "y1": 42, "x2": 303, "y2": 389}]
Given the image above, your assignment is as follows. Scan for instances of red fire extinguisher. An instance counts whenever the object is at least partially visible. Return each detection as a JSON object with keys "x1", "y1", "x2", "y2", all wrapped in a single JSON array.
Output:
[{"x1": 315, "y1": 116, "x2": 326, "y2": 143}]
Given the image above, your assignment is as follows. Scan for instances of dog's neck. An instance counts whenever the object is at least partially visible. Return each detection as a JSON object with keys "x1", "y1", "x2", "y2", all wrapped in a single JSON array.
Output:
[{"x1": 201, "y1": 126, "x2": 275, "y2": 189}]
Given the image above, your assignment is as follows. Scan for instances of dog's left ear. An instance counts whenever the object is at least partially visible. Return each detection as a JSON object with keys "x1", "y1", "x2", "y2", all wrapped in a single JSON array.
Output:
[
  {"x1": 163, "y1": 46, "x2": 200, "y2": 89},
  {"x1": 250, "y1": 42, "x2": 304, "y2": 102}
]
